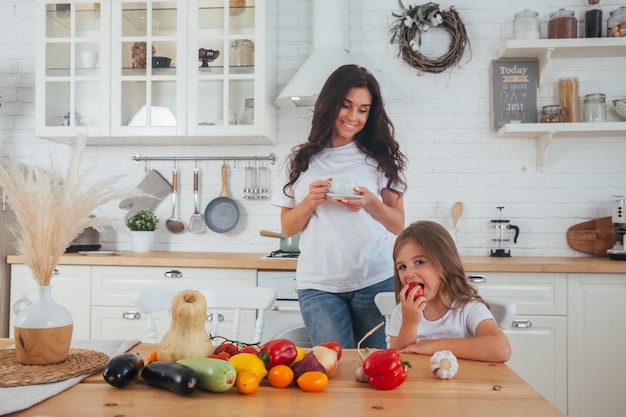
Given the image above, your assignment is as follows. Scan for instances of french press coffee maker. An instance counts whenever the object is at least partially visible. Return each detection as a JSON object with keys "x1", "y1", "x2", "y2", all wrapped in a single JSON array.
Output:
[{"x1": 490, "y1": 206, "x2": 520, "y2": 257}]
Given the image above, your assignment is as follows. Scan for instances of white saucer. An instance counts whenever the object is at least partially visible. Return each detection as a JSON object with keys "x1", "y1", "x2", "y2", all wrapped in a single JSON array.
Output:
[
  {"x1": 78, "y1": 251, "x2": 119, "y2": 256},
  {"x1": 327, "y1": 193, "x2": 362, "y2": 200}
]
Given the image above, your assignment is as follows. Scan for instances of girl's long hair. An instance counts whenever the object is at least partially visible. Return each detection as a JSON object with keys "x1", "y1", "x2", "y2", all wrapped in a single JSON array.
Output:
[{"x1": 283, "y1": 64, "x2": 407, "y2": 197}]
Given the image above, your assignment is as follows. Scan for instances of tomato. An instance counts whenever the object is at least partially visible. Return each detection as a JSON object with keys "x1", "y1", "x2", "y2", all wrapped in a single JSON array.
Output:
[
  {"x1": 216, "y1": 342, "x2": 239, "y2": 355},
  {"x1": 267, "y1": 364, "x2": 294, "y2": 388},
  {"x1": 239, "y1": 346, "x2": 259, "y2": 355},
  {"x1": 407, "y1": 282, "x2": 424, "y2": 300},
  {"x1": 236, "y1": 371, "x2": 260, "y2": 394},
  {"x1": 319, "y1": 341, "x2": 342, "y2": 360},
  {"x1": 296, "y1": 371, "x2": 329, "y2": 392},
  {"x1": 210, "y1": 351, "x2": 231, "y2": 360}
]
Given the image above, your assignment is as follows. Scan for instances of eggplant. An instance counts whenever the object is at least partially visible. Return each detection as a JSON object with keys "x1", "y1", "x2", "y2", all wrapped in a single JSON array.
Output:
[
  {"x1": 141, "y1": 361, "x2": 199, "y2": 396},
  {"x1": 103, "y1": 352, "x2": 145, "y2": 388}
]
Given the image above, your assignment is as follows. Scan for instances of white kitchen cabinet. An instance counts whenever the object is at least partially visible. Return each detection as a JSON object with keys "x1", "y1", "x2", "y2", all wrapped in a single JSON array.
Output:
[
  {"x1": 9, "y1": 264, "x2": 92, "y2": 340},
  {"x1": 567, "y1": 273, "x2": 626, "y2": 417},
  {"x1": 36, "y1": 0, "x2": 276, "y2": 146},
  {"x1": 496, "y1": 38, "x2": 626, "y2": 170},
  {"x1": 468, "y1": 272, "x2": 568, "y2": 415},
  {"x1": 90, "y1": 265, "x2": 257, "y2": 342}
]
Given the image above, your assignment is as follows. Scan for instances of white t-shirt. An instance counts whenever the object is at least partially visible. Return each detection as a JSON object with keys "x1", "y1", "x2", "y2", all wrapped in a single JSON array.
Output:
[
  {"x1": 271, "y1": 141, "x2": 401, "y2": 293},
  {"x1": 387, "y1": 300, "x2": 495, "y2": 340}
]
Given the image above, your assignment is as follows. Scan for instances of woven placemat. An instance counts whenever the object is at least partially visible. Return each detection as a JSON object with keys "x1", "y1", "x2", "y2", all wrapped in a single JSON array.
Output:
[{"x1": 0, "y1": 348, "x2": 109, "y2": 387}]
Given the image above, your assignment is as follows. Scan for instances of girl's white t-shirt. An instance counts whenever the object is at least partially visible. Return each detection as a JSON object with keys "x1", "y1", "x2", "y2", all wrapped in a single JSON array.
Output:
[
  {"x1": 271, "y1": 141, "x2": 401, "y2": 293},
  {"x1": 387, "y1": 300, "x2": 496, "y2": 340}
]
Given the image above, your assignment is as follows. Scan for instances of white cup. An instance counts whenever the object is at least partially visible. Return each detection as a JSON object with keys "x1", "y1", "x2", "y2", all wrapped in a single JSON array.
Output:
[
  {"x1": 81, "y1": 51, "x2": 98, "y2": 69},
  {"x1": 329, "y1": 177, "x2": 357, "y2": 195}
]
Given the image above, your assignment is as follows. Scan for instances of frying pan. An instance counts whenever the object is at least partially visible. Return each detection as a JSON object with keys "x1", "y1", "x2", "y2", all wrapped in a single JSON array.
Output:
[
  {"x1": 204, "y1": 163, "x2": 240, "y2": 233},
  {"x1": 259, "y1": 230, "x2": 301, "y2": 252}
]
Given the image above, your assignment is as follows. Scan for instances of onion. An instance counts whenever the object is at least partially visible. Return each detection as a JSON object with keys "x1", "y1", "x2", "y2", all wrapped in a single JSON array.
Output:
[
  {"x1": 291, "y1": 352, "x2": 326, "y2": 380},
  {"x1": 311, "y1": 345, "x2": 339, "y2": 375}
]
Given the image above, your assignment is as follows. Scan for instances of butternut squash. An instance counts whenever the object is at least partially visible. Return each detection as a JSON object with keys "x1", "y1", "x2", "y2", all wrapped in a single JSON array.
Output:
[{"x1": 157, "y1": 289, "x2": 214, "y2": 362}]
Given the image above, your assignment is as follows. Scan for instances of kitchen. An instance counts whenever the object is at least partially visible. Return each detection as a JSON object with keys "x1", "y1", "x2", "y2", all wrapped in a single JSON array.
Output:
[{"x1": 0, "y1": 0, "x2": 625, "y2": 416}]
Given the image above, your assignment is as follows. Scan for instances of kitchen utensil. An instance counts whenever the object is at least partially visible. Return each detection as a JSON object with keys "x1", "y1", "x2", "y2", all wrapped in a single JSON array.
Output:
[
  {"x1": 204, "y1": 163, "x2": 240, "y2": 233},
  {"x1": 165, "y1": 167, "x2": 187, "y2": 234},
  {"x1": 451, "y1": 201, "x2": 464, "y2": 227},
  {"x1": 260, "y1": 230, "x2": 301, "y2": 252},
  {"x1": 567, "y1": 216, "x2": 615, "y2": 256},
  {"x1": 433, "y1": 202, "x2": 451, "y2": 226},
  {"x1": 490, "y1": 206, "x2": 520, "y2": 257},
  {"x1": 189, "y1": 166, "x2": 206, "y2": 234}
]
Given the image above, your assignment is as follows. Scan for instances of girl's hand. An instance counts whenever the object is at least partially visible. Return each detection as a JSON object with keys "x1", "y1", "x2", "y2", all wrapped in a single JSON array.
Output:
[{"x1": 399, "y1": 284, "x2": 427, "y2": 317}]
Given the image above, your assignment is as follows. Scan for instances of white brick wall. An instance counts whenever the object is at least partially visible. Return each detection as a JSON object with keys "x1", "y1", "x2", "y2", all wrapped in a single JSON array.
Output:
[{"x1": 0, "y1": 0, "x2": 625, "y2": 256}]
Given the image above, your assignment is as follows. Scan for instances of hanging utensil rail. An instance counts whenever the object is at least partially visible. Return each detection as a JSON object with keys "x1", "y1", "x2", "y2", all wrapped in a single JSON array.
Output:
[{"x1": 132, "y1": 153, "x2": 276, "y2": 164}]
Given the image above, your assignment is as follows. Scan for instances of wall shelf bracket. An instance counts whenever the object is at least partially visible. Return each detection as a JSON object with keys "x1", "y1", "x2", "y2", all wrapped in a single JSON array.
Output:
[{"x1": 536, "y1": 132, "x2": 553, "y2": 171}]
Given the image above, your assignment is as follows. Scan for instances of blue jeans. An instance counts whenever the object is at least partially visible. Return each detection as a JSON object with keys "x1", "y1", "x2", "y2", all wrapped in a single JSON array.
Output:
[{"x1": 298, "y1": 278, "x2": 393, "y2": 349}]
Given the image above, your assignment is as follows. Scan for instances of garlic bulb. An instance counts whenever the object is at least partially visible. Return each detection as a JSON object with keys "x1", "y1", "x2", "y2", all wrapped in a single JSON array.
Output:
[{"x1": 430, "y1": 350, "x2": 459, "y2": 379}]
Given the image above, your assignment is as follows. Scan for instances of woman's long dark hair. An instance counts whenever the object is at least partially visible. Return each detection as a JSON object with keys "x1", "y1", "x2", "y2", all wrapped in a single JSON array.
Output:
[{"x1": 283, "y1": 64, "x2": 407, "y2": 197}]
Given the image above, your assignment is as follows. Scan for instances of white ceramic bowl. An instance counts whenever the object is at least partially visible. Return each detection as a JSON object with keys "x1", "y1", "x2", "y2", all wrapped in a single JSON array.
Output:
[{"x1": 613, "y1": 98, "x2": 626, "y2": 120}]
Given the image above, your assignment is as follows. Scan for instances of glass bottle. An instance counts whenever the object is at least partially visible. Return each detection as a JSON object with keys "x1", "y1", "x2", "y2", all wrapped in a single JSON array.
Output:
[
  {"x1": 608, "y1": 6, "x2": 626, "y2": 37},
  {"x1": 540, "y1": 105, "x2": 563, "y2": 123},
  {"x1": 513, "y1": 10, "x2": 540, "y2": 39},
  {"x1": 558, "y1": 77, "x2": 580, "y2": 122},
  {"x1": 582, "y1": 93, "x2": 607, "y2": 122},
  {"x1": 585, "y1": 0, "x2": 603, "y2": 38},
  {"x1": 240, "y1": 98, "x2": 254, "y2": 125},
  {"x1": 548, "y1": 9, "x2": 578, "y2": 39}
]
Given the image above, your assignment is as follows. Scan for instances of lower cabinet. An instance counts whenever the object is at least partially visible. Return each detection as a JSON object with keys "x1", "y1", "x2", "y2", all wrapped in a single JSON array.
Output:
[
  {"x1": 9, "y1": 265, "x2": 92, "y2": 339},
  {"x1": 567, "y1": 273, "x2": 626, "y2": 417},
  {"x1": 468, "y1": 272, "x2": 568, "y2": 415}
]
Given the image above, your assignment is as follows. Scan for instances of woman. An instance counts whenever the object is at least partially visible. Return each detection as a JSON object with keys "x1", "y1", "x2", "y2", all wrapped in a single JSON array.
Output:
[{"x1": 271, "y1": 64, "x2": 407, "y2": 348}]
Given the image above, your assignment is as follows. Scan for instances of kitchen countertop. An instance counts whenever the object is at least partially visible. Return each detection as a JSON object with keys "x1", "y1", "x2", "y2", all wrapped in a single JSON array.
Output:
[
  {"x1": 6, "y1": 252, "x2": 626, "y2": 273},
  {"x1": 0, "y1": 339, "x2": 566, "y2": 417}
]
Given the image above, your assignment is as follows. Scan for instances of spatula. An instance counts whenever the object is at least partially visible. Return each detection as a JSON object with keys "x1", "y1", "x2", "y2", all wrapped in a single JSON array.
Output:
[
  {"x1": 189, "y1": 166, "x2": 206, "y2": 234},
  {"x1": 451, "y1": 201, "x2": 464, "y2": 228}
]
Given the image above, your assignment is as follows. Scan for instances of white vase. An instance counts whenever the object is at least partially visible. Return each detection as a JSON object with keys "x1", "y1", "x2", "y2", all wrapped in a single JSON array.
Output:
[
  {"x1": 13, "y1": 285, "x2": 73, "y2": 364},
  {"x1": 131, "y1": 231, "x2": 155, "y2": 253}
]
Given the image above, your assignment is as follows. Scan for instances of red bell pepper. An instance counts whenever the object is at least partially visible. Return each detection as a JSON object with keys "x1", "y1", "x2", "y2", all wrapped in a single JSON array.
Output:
[
  {"x1": 258, "y1": 338, "x2": 298, "y2": 370},
  {"x1": 362, "y1": 348, "x2": 411, "y2": 390}
]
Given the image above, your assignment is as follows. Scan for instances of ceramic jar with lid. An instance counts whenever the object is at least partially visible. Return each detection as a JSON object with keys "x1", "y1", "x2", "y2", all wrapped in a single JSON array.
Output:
[
  {"x1": 513, "y1": 9, "x2": 540, "y2": 39},
  {"x1": 582, "y1": 93, "x2": 607, "y2": 122},
  {"x1": 548, "y1": 9, "x2": 578, "y2": 39},
  {"x1": 540, "y1": 105, "x2": 563, "y2": 123},
  {"x1": 608, "y1": 6, "x2": 626, "y2": 37}
]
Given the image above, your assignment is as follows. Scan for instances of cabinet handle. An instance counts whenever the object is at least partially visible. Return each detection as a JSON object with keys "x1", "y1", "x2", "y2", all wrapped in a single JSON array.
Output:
[
  {"x1": 122, "y1": 311, "x2": 141, "y2": 320},
  {"x1": 207, "y1": 313, "x2": 224, "y2": 322},
  {"x1": 164, "y1": 269, "x2": 183, "y2": 278},
  {"x1": 271, "y1": 305, "x2": 301, "y2": 312},
  {"x1": 512, "y1": 319, "x2": 532, "y2": 328},
  {"x1": 53, "y1": 268, "x2": 60, "y2": 275},
  {"x1": 468, "y1": 275, "x2": 486, "y2": 283}
]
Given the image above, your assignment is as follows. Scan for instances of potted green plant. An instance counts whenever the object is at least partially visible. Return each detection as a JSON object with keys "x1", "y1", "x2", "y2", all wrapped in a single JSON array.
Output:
[{"x1": 126, "y1": 210, "x2": 158, "y2": 253}]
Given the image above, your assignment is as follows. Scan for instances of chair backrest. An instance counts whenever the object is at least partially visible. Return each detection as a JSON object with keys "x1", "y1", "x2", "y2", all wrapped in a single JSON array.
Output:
[
  {"x1": 133, "y1": 286, "x2": 277, "y2": 344},
  {"x1": 373, "y1": 292, "x2": 518, "y2": 347}
]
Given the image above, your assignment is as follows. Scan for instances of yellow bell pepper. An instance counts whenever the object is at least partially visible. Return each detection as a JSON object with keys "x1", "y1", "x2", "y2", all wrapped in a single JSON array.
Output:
[{"x1": 228, "y1": 353, "x2": 268, "y2": 380}]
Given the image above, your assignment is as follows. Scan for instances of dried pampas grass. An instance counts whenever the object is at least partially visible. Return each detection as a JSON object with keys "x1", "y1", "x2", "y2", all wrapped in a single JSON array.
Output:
[{"x1": 0, "y1": 135, "x2": 137, "y2": 286}]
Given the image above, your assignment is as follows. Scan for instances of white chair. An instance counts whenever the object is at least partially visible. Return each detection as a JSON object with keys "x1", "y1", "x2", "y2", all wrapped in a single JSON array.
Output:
[
  {"x1": 133, "y1": 286, "x2": 277, "y2": 344},
  {"x1": 373, "y1": 292, "x2": 518, "y2": 347}
]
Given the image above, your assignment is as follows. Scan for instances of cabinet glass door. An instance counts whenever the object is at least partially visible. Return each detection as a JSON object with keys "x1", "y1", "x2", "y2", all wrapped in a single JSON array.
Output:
[
  {"x1": 37, "y1": 1, "x2": 109, "y2": 139},
  {"x1": 112, "y1": 0, "x2": 184, "y2": 136},
  {"x1": 189, "y1": 0, "x2": 258, "y2": 135}
]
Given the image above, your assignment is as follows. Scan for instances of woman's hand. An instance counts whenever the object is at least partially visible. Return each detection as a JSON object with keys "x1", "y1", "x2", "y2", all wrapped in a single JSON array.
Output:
[
  {"x1": 329, "y1": 185, "x2": 370, "y2": 211},
  {"x1": 280, "y1": 178, "x2": 331, "y2": 236},
  {"x1": 308, "y1": 178, "x2": 332, "y2": 207}
]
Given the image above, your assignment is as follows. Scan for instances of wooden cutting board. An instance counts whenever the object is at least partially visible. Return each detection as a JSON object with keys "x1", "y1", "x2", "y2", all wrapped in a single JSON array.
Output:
[{"x1": 567, "y1": 216, "x2": 616, "y2": 256}]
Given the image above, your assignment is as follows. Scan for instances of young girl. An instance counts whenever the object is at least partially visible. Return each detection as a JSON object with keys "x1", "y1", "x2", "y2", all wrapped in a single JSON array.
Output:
[{"x1": 387, "y1": 220, "x2": 511, "y2": 362}]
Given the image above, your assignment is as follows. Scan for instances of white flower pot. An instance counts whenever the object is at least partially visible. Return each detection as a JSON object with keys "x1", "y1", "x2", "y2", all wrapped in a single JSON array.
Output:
[{"x1": 131, "y1": 231, "x2": 155, "y2": 253}]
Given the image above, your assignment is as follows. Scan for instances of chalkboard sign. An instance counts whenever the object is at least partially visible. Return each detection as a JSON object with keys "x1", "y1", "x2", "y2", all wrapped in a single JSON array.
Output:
[{"x1": 491, "y1": 59, "x2": 538, "y2": 128}]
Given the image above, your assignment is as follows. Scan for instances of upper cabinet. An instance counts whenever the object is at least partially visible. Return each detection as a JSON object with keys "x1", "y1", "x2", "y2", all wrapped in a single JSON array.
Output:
[{"x1": 36, "y1": 1, "x2": 276, "y2": 146}]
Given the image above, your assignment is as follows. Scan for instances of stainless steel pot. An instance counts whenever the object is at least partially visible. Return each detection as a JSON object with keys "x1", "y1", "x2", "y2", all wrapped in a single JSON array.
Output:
[{"x1": 260, "y1": 230, "x2": 300, "y2": 252}]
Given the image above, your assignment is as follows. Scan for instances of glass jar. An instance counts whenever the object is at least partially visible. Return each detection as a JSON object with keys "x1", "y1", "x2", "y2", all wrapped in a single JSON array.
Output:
[
  {"x1": 513, "y1": 10, "x2": 540, "y2": 39},
  {"x1": 582, "y1": 93, "x2": 607, "y2": 122},
  {"x1": 558, "y1": 77, "x2": 580, "y2": 122},
  {"x1": 608, "y1": 6, "x2": 626, "y2": 37},
  {"x1": 540, "y1": 105, "x2": 563, "y2": 123},
  {"x1": 585, "y1": 0, "x2": 603, "y2": 38},
  {"x1": 240, "y1": 98, "x2": 254, "y2": 125},
  {"x1": 231, "y1": 39, "x2": 254, "y2": 66},
  {"x1": 548, "y1": 9, "x2": 578, "y2": 39}
]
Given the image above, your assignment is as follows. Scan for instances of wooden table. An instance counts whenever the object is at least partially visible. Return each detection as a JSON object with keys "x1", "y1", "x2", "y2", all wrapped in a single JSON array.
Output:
[{"x1": 1, "y1": 340, "x2": 565, "y2": 417}]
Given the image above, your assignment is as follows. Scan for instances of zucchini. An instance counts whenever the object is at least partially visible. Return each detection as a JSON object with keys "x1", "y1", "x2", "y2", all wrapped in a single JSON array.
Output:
[
  {"x1": 103, "y1": 353, "x2": 145, "y2": 388},
  {"x1": 140, "y1": 361, "x2": 199, "y2": 396}
]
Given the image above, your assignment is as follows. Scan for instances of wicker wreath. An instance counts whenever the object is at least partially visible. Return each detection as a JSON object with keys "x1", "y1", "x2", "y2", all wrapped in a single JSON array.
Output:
[{"x1": 389, "y1": 2, "x2": 470, "y2": 75}]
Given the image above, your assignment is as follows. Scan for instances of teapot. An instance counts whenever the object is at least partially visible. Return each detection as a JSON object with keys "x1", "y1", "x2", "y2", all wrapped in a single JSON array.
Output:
[{"x1": 490, "y1": 206, "x2": 520, "y2": 257}]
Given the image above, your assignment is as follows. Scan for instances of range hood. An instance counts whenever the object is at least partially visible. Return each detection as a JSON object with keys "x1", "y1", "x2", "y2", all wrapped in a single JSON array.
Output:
[{"x1": 274, "y1": 0, "x2": 355, "y2": 108}]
